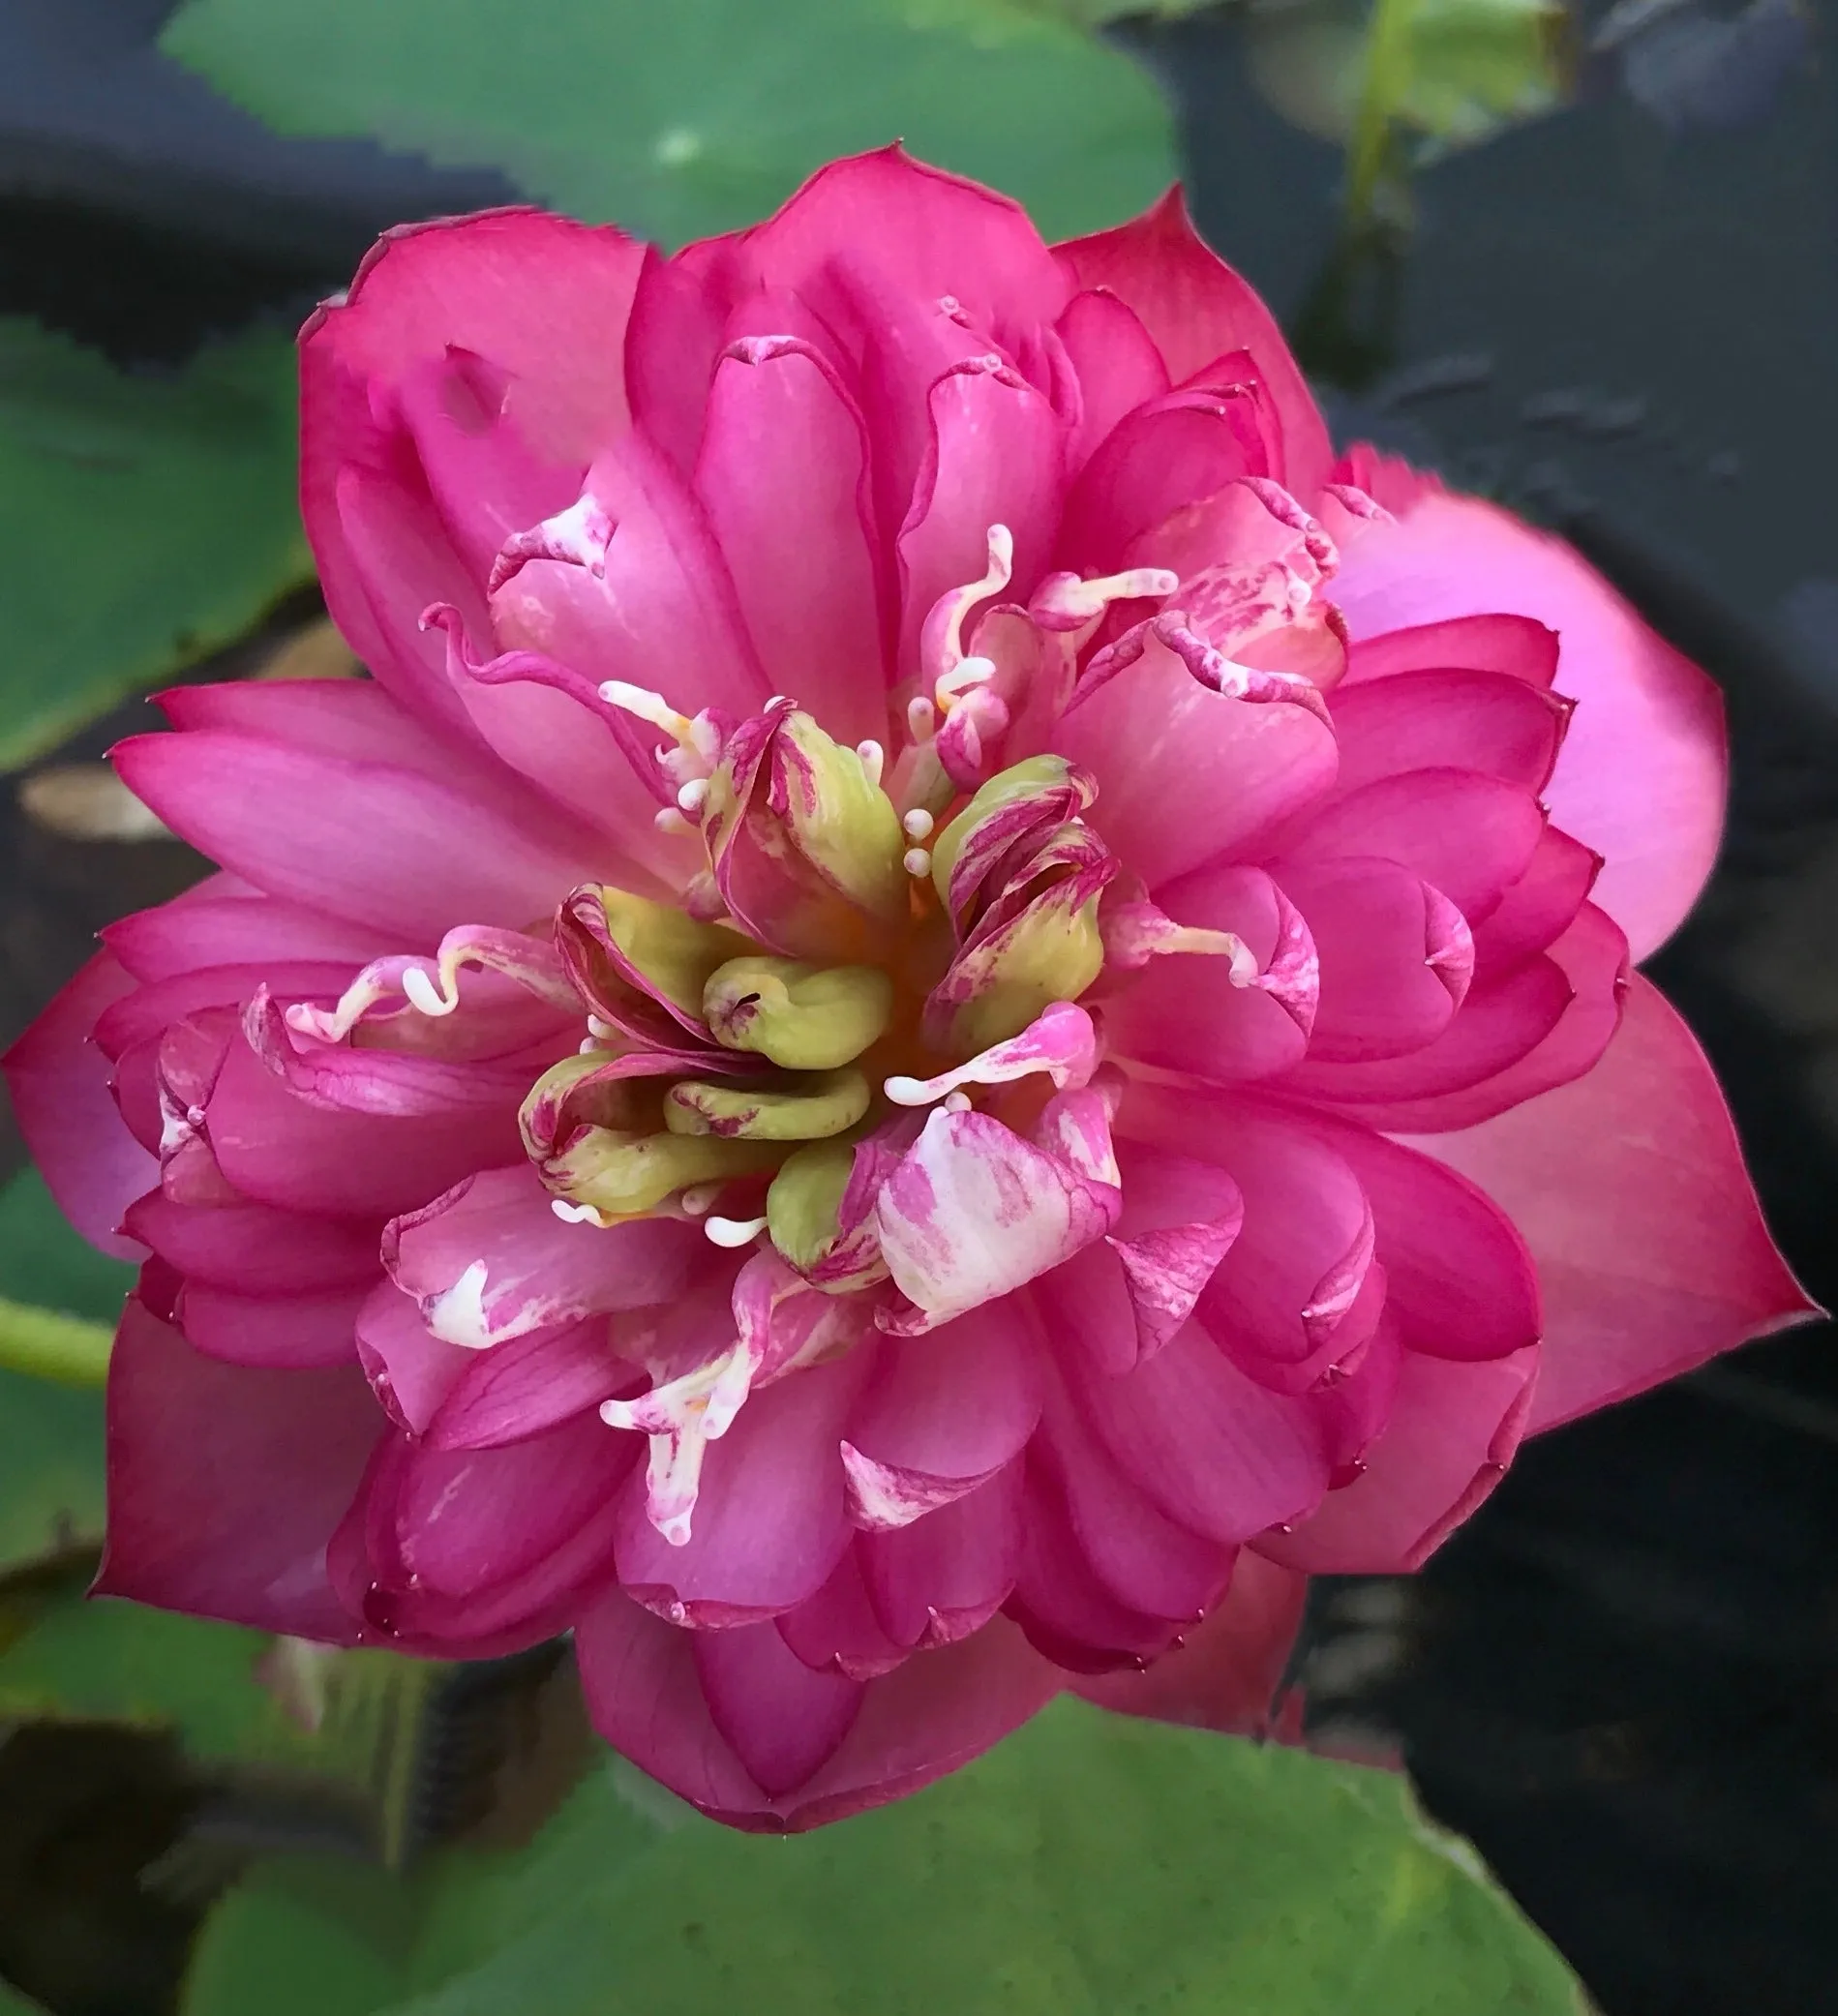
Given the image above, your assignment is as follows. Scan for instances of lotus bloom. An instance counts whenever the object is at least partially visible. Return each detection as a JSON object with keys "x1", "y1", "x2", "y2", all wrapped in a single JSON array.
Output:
[{"x1": 6, "y1": 149, "x2": 1810, "y2": 1829}]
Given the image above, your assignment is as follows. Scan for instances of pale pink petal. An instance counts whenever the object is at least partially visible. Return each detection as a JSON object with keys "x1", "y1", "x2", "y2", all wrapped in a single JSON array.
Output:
[
  {"x1": 383, "y1": 1162, "x2": 703, "y2": 1348},
  {"x1": 1415, "y1": 975, "x2": 1817, "y2": 1430},
  {"x1": 1333, "y1": 493, "x2": 1726, "y2": 957}
]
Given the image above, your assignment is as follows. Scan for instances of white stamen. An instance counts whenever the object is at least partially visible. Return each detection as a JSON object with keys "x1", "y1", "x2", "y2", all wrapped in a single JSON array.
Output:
[
  {"x1": 678, "y1": 1184, "x2": 719, "y2": 1217},
  {"x1": 935, "y1": 653, "x2": 996, "y2": 706},
  {"x1": 587, "y1": 1014, "x2": 616, "y2": 1039},
  {"x1": 676, "y1": 776, "x2": 709, "y2": 816},
  {"x1": 552, "y1": 1198, "x2": 613, "y2": 1226},
  {"x1": 906, "y1": 696, "x2": 937, "y2": 742},
  {"x1": 766, "y1": 694, "x2": 793, "y2": 709},
  {"x1": 855, "y1": 738, "x2": 885, "y2": 788},
  {"x1": 599, "y1": 679, "x2": 695, "y2": 742},
  {"x1": 944, "y1": 1090, "x2": 973, "y2": 1114},
  {"x1": 654, "y1": 805, "x2": 694, "y2": 835},
  {"x1": 901, "y1": 807, "x2": 935, "y2": 841},
  {"x1": 903, "y1": 846, "x2": 932, "y2": 878},
  {"x1": 704, "y1": 1213, "x2": 768, "y2": 1249},
  {"x1": 400, "y1": 967, "x2": 452, "y2": 1017},
  {"x1": 578, "y1": 1036, "x2": 600, "y2": 1055}
]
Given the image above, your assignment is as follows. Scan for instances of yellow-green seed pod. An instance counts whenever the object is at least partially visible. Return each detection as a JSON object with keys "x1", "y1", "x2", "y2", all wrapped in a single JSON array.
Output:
[
  {"x1": 929, "y1": 754, "x2": 1090, "y2": 907},
  {"x1": 663, "y1": 1068, "x2": 870, "y2": 1142},
  {"x1": 764, "y1": 1138, "x2": 859, "y2": 1273},
  {"x1": 703, "y1": 956, "x2": 893, "y2": 1070},
  {"x1": 547, "y1": 1128, "x2": 786, "y2": 1220}
]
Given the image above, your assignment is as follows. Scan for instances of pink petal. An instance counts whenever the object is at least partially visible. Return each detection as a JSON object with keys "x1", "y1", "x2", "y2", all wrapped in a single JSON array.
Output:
[
  {"x1": 2, "y1": 952, "x2": 154, "y2": 1257},
  {"x1": 384, "y1": 1162, "x2": 703, "y2": 1348},
  {"x1": 178, "y1": 1279, "x2": 365, "y2": 1369},
  {"x1": 426, "y1": 1315, "x2": 636, "y2": 1450},
  {"x1": 1341, "y1": 612, "x2": 1558, "y2": 690},
  {"x1": 1277, "y1": 767, "x2": 1547, "y2": 927},
  {"x1": 1066, "y1": 1319, "x2": 1329, "y2": 1544},
  {"x1": 1072, "y1": 1550, "x2": 1308, "y2": 1735},
  {"x1": 1333, "y1": 493, "x2": 1726, "y2": 958},
  {"x1": 122, "y1": 1191, "x2": 381, "y2": 1294},
  {"x1": 839, "y1": 1305, "x2": 1041, "y2": 1528},
  {"x1": 1326, "y1": 668, "x2": 1569, "y2": 797},
  {"x1": 97, "y1": 1295, "x2": 381, "y2": 1641},
  {"x1": 300, "y1": 208, "x2": 644, "y2": 724},
  {"x1": 859, "y1": 1462, "x2": 1025, "y2": 1651},
  {"x1": 1054, "y1": 287, "x2": 1170, "y2": 469},
  {"x1": 105, "y1": 893, "x2": 379, "y2": 981},
  {"x1": 694, "y1": 1621, "x2": 865, "y2": 1797},
  {"x1": 206, "y1": 1033, "x2": 518, "y2": 1219},
  {"x1": 490, "y1": 433, "x2": 767, "y2": 723},
  {"x1": 354, "y1": 1278, "x2": 472, "y2": 1433},
  {"x1": 1472, "y1": 827, "x2": 1601, "y2": 975},
  {"x1": 615, "y1": 1350, "x2": 871, "y2": 1625},
  {"x1": 697, "y1": 338, "x2": 889, "y2": 746},
  {"x1": 575, "y1": 1589, "x2": 1060, "y2": 1829},
  {"x1": 113, "y1": 728, "x2": 599, "y2": 941},
  {"x1": 1057, "y1": 381, "x2": 1268, "y2": 570},
  {"x1": 776, "y1": 1549, "x2": 910, "y2": 1680},
  {"x1": 1054, "y1": 189, "x2": 1332, "y2": 498},
  {"x1": 1258, "y1": 1344, "x2": 1538, "y2": 1573},
  {"x1": 873, "y1": 1108, "x2": 1120, "y2": 1332},
  {"x1": 1272, "y1": 856, "x2": 1473, "y2": 1064},
  {"x1": 1056, "y1": 632, "x2": 1339, "y2": 889},
  {"x1": 1415, "y1": 974, "x2": 1817, "y2": 1430},
  {"x1": 897, "y1": 357, "x2": 1064, "y2": 673}
]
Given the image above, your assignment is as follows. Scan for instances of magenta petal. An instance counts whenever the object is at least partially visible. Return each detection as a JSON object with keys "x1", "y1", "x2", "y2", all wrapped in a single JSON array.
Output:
[
  {"x1": 384, "y1": 1162, "x2": 703, "y2": 1347},
  {"x1": 1072, "y1": 1550, "x2": 1307, "y2": 1736},
  {"x1": 1472, "y1": 827, "x2": 1601, "y2": 976},
  {"x1": 1258, "y1": 1344, "x2": 1538, "y2": 1574},
  {"x1": 574, "y1": 1588, "x2": 1060, "y2": 1829},
  {"x1": 1333, "y1": 493, "x2": 1726, "y2": 958},
  {"x1": 206, "y1": 1034, "x2": 518, "y2": 1220},
  {"x1": 1341, "y1": 612, "x2": 1559, "y2": 690},
  {"x1": 1056, "y1": 633, "x2": 1338, "y2": 889},
  {"x1": 777, "y1": 1549, "x2": 909, "y2": 1680},
  {"x1": 354, "y1": 1279, "x2": 471, "y2": 1433},
  {"x1": 1417, "y1": 974, "x2": 1818, "y2": 1431},
  {"x1": 178, "y1": 1279, "x2": 365, "y2": 1369},
  {"x1": 1326, "y1": 668, "x2": 1569, "y2": 797},
  {"x1": 697, "y1": 339, "x2": 889, "y2": 745},
  {"x1": 1054, "y1": 189, "x2": 1332, "y2": 499},
  {"x1": 427, "y1": 1317, "x2": 637, "y2": 1450},
  {"x1": 1054, "y1": 287, "x2": 1170, "y2": 469},
  {"x1": 897, "y1": 357, "x2": 1064, "y2": 672},
  {"x1": 105, "y1": 893, "x2": 379, "y2": 981},
  {"x1": 695, "y1": 1621, "x2": 865, "y2": 1796},
  {"x1": 1069, "y1": 1320, "x2": 1329, "y2": 1544},
  {"x1": 98, "y1": 1296, "x2": 381, "y2": 1640},
  {"x1": 840, "y1": 1306, "x2": 1041, "y2": 1528},
  {"x1": 860, "y1": 1462, "x2": 1024, "y2": 1651},
  {"x1": 113, "y1": 728, "x2": 598, "y2": 940},
  {"x1": 2, "y1": 952, "x2": 154, "y2": 1257},
  {"x1": 615, "y1": 1350, "x2": 870, "y2": 1623},
  {"x1": 123, "y1": 1192, "x2": 381, "y2": 1294}
]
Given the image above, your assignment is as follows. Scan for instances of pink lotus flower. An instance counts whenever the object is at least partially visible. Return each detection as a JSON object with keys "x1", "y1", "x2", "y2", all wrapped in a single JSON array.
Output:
[{"x1": 6, "y1": 148, "x2": 1811, "y2": 1830}]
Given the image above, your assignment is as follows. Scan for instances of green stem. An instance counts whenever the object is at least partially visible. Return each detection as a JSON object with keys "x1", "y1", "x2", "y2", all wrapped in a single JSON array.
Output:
[
  {"x1": 0, "y1": 1298, "x2": 114, "y2": 1388},
  {"x1": 1345, "y1": 0, "x2": 1420, "y2": 228}
]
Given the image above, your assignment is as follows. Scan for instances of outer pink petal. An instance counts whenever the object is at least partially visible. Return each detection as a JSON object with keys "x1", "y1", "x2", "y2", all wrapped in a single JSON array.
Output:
[
  {"x1": 105, "y1": 893, "x2": 379, "y2": 981},
  {"x1": 178, "y1": 1279, "x2": 366, "y2": 1369},
  {"x1": 1071, "y1": 1550, "x2": 1307, "y2": 1735},
  {"x1": 113, "y1": 729, "x2": 601, "y2": 941},
  {"x1": 1055, "y1": 189, "x2": 1332, "y2": 498},
  {"x1": 122, "y1": 1191, "x2": 382, "y2": 1295},
  {"x1": 300, "y1": 209, "x2": 645, "y2": 726},
  {"x1": 1414, "y1": 974, "x2": 1817, "y2": 1431},
  {"x1": 1257, "y1": 1344, "x2": 1538, "y2": 1574},
  {"x1": 575, "y1": 1591, "x2": 1060, "y2": 1830},
  {"x1": 2, "y1": 951, "x2": 153, "y2": 1258},
  {"x1": 97, "y1": 1296, "x2": 382, "y2": 1641},
  {"x1": 1332, "y1": 493, "x2": 1726, "y2": 958},
  {"x1": 693, "y1": 1622, "x2": 864, "y2": 1797}
]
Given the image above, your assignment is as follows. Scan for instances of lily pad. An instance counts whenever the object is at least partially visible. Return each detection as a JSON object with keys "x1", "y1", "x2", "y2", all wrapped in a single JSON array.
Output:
[{"x1": 161, "y1": 0, "x2": 1177, "y2": 248}]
